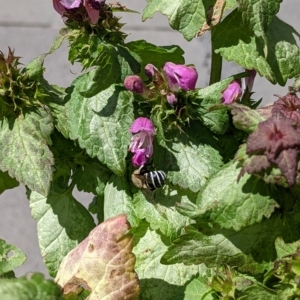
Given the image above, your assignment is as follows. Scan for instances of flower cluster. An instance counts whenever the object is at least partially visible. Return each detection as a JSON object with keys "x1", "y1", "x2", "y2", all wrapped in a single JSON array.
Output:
[
  {"x1": 128, "y1": 117, "x2": 155, "y2": 167},
  {"x1": 124, "y1": 62, "x2": 198, "y2": 106},
  {"x1": 272, "y1": 93, "x2": 300, "y2": 125},
  {"x1": 240, "y1": 106, "x2": 300, "y2": 187},
  {"x1": 0, "y1": 48, "x2": 43, "y2": 117},
  {"x1": 53, "y1": 0, "x2": 106, "y2": 24},
  {"x1": 124, "y1": 62, "x2": 198, "y2": 135}
]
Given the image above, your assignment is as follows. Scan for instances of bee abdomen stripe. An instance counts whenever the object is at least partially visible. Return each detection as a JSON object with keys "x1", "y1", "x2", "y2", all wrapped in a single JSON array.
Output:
[{"x1": 145, "y1": 171, "x2": 166, "y2": 189}]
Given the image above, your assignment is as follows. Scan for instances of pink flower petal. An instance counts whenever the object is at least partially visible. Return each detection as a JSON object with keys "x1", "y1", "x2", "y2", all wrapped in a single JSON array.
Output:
[
  {"x1": 222, "y1": 80, "x2": 242, "y2": 104},
  {"x1": 129, "y1": 117, "x2": 155, "y2": 134},
  {"x1": 132, "y1": 149, "x2": 147, "y2": 167},
  {"x1": 163, "y1": 62, "x2": 198, "y2": 91},
  {"x1": 60, "y1": 0, "x2": 81, "y2": 9}
]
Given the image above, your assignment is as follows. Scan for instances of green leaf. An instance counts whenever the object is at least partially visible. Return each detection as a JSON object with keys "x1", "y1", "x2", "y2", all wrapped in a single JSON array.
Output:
[
  {"x1": 126, "y1": 40, "x2": 184, "y2": 78},
  {"x1": 238, "y1": 0, "x2": 282, "y2": 56},
  {"x1": 72, "y1": 158, "x2": 112, "y2": 196},
  {"x1": 0, "y1": 239, "x2": 26, "y2": 275},
  {"x1": 28, "y1": 185, "x2": 95, "y2": 277},
  {"x1": 81, "y1": 44, "x2": 140, "y2": 97},
  {"x1": 239, "y1": 283, "x2": 277, "y2": 300},
  {"x1": 0, "y1": 108, "x2": 54, "y2": 196},
  {"x1": 65, "y1": 81, "x2": 134, "y2": 175},
  {"x1": 0, "y1": 273, "x2": 63, "y2": 300},
  {"x1": 195, "y1": 161, "x2": 280, "y2": 231},
  {"x1": 142, "y1": 0, "x2": 228, "y2": 41},
  {"x1": 115, "y1": 44, "x2": 141, "y2": 80},
  {"x1": 155, "y1": 124, "x2": 223, "y2": 193},
  {"x1": 238, "y1": 0, "x2": 282, "y2": 39},
  {"x1": 133, "y1": 221, "x2": 207, "y2": 300},
  {"x1": 132, "y1": 185, "x2": 195, "y2": 240},
  {"x1": 104, "y1": 175, "x2": 140, "y2": 228},
  {"x1": 213, "y1": 10, "x2": 300, "y2": 85},
  {"x1": 194, "y1": 77, "x2": 234, "y2": 134},
  {"x1": 0, "y1": 271, "x2": 15, "y2": 279},
  {"x1": 275, "y1": 237, "x2": 300, "y2": 258},
  {"x1": 184, "y1": 276, "x2": 214, "y2": 300},
  {"x1": 23, "y1": 55, "x2": 45, "y2": 80},
  {"x1": 161, "y1": 214, "x2": 297, "y2": 274},
  {"x1": 0, "y1": 170, "x2": 19, "y2": 194},
  {"x1": 80, "y1": 45, "x2": 121, "y2": 98},
  {"x1": 231, "y1": 103, "x2": 265, "y2": 134}
]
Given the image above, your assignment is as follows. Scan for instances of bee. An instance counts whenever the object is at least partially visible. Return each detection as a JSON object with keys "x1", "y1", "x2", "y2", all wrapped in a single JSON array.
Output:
[{"x1": 131, "y1": 165, "x2": 166, "y2": 191}]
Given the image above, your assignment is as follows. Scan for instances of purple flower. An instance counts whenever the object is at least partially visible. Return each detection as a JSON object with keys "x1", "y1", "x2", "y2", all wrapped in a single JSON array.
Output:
[
  {"x1": 145, "y1": 64, "x2": 158, "y2": 79},
  {"x1": 145, "y1": 63, "x2": 164, "y2": 86},
  {"x1": 221, "y1": 80, "x2": 242, "y2": 104},
  {"x1": 53, "y1": 0, "x2": 105, "y2": 24},
  {"x1": 84, "y1": 0, "x2": 105, "y2": 24},
  {"x1": 245, "y1": 69, "x2": 256, "y2": 93},
  {"x1": 53, "y1": 0, "x2": 81, "y2": 14},
  {"x1": 129, "y1": 117, "x2": 155, "y2": 167},
  {"x1": 163, "y1": 62, "x2": 198, "y2": 92},
  {"x1": 124, "y1": 75, "x2": 149, "y2": 97},
  {"x1": 166, "y1": 93, "x2": 177, "y2": 105}
]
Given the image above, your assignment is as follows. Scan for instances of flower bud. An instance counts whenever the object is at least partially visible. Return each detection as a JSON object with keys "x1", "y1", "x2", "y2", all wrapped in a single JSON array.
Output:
[
  {"x1": 221, "y1": 80, "x2": 242, "y2": 104},
  {"x1": 84, "y1": 0, "x2": 106, "y2": 24},
  {"x1": 124, "y1": 75, "x2": 149, "y2": 97},
  {"x1": 145, "y1": 64, "x2": 158, "y2": 79},
  {"x1": 163, "y1": 62, "x2": 198, "y2": 92},
  {"x1": 166, "y1": 93, "x2": 177, "y2": 105},
  {"x1": 244, "y1": 69, "x2": 256, "y2": 93}
]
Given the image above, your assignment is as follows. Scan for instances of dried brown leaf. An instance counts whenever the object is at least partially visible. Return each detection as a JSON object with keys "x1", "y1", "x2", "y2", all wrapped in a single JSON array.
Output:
[
  {"x1": 55, "y1": 214, "x2": 140, "y2": 300},
  {"x1": 197, "y1": 0, "x2": 226, "y2": 36}
]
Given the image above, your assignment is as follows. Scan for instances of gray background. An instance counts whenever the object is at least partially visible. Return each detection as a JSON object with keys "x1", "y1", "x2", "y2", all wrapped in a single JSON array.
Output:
[{"x1": 0, "y1": 0, "x2": 299, "y2": 278}]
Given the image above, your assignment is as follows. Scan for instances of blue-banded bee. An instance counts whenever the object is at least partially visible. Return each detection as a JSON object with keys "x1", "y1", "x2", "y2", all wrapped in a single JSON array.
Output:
[{"x1": 131, "y1": 165, "x2": 166, "y2": 191}]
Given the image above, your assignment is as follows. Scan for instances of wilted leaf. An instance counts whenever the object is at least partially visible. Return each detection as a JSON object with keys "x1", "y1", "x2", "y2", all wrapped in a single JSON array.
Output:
[
  {"x1": 55, "y1": 214, "x2": 140, "y2": 300},
  {"x1": 231, "y1": 103, "x2": 265, "y2": 133}
]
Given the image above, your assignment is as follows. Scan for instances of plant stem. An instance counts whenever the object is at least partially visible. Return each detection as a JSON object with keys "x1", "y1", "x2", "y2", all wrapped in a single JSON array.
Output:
[{"x1": 209, "y1": 27, "x2": 222, "y2": 85}]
